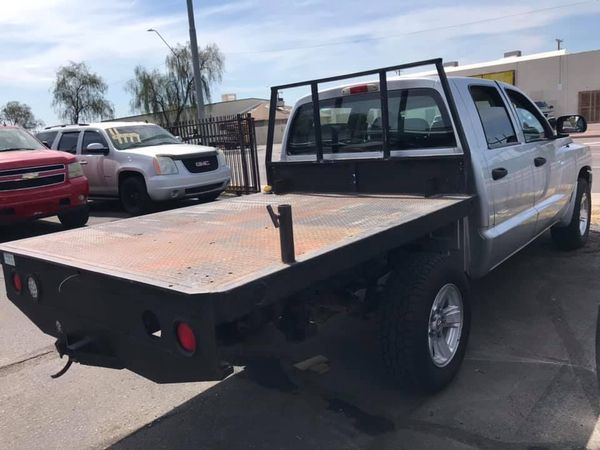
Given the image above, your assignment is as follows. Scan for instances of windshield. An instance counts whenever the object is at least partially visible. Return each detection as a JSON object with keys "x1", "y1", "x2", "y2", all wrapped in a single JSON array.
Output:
[
  {"x1": 0, "y1": 127, "x2": 43, "y2": 152},
  {"x1": 105, "y1": 124, "x2": 179, "y2": 150}
]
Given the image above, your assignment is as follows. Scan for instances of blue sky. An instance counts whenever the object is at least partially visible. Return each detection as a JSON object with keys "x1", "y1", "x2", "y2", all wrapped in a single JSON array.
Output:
[{"x1": 1, "y1": 0, "x2": 600, "y2": 126}]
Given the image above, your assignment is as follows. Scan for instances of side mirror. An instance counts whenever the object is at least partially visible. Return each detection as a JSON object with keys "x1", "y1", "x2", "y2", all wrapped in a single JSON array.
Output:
[
  {"x1": 549, "y1": 105, "x2": 554, "y2": 110},
  {"x1": 556, "y1": 115, "x2": 587, "y2": 135},
  {"x1": 86, "y1": 142, "x2": 109, "y2": 155},
  {"x1": 41, "y1": 141, "x2": 50, "y2": 148},
  {"x1": 176, "y1": 136, "x2": 183, "y2": 143}
]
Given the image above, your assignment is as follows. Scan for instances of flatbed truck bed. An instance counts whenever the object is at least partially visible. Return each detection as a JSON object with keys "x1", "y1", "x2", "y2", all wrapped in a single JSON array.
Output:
[{"x1": 1, "y1": 192, "x2": 472, "y2": 322}]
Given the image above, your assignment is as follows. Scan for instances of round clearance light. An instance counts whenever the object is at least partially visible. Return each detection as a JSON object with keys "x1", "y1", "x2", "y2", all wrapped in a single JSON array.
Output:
[
  {"x1": 12, "y1": 273, "x2": 22, "y2": 293},
  {"x1": 27, "y1": 275, "x2": 40, "y2": 301},
  {"x1": 176, "y1": 322, "x2": 197, "y2": 354}
]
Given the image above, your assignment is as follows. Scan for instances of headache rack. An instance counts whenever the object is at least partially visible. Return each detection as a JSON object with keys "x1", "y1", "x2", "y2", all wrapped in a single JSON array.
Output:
[{"x1": 264, "y1": 58, "x2": 473, "y2": 196}]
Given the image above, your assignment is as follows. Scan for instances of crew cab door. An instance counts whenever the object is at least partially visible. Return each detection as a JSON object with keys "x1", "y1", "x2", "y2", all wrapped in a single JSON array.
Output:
[
  {"x1": 78, "y1": 130, "x2": 111, "y2": 195},
  {"x1": 500, "y1": 86, "x2": 574, "y2": 233},
  {"x1": 467, "y1": 83, "x2": 538, "y2": 266}
]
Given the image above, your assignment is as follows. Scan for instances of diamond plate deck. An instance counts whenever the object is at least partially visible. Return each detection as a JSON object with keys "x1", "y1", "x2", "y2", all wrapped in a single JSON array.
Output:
[{"x1": 0, "y1": 193, "x2": 472, "y2": 294}]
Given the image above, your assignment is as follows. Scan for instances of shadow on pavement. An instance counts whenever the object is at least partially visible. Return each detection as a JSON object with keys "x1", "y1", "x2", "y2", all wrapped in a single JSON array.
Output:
[{"x1": 109, "y1": 231, "x2": 600, "y2": 450}]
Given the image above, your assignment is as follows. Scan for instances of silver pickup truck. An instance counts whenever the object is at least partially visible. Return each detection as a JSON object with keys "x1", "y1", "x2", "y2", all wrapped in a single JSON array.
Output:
[{"x1": 0, "y1": 59, "x2": 591, "y2": 393}]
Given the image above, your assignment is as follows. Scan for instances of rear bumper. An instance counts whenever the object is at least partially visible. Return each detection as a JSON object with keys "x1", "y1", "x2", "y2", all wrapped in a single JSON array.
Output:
[
  {"x1": 146, "y1": 166, "x2": 231, "y2": 201},
  {"x1": 0, "y1": 177, "x2": 89, "y2": 225},
  {"x1": 1, "y1": 254, "x2": 232, "y2": 383}
]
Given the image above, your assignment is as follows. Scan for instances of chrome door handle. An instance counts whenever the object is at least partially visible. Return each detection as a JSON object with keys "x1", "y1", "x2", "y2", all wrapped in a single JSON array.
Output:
[
  {"x1": 534, "y1": 157, "x2": 546, "y2": 167},
  {"x1": 80, "y1": 160, "x2": 88, "y2": 166},
  {"x1": 492, "y1": 168, "x2": 508, "y2": 180}
]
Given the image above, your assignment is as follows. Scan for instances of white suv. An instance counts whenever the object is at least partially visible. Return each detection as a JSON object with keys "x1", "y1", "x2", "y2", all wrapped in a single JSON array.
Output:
[{"x1": 38, "y1": 122, "x2": 231, "y2": 215}]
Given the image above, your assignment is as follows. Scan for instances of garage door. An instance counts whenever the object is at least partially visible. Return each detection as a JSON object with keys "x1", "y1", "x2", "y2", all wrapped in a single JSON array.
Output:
[{"x1": 578, "y1": 90, "x2": 600, "y2": 123}]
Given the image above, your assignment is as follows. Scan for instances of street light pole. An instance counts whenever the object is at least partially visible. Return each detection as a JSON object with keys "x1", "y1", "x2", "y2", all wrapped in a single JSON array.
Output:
[
  {"x1": 186, "y1": 0, "x2": 205, "y2": 120},
  {"x1": 147, "y1": 29, "x2": 179, "y2": 59}
]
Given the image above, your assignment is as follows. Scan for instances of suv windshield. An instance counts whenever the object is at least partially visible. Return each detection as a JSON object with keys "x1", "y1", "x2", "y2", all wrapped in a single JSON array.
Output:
[
  {"x1": 105, "y1": 124, "x2": 179, "y2": 150},
  {"x1": 0, "y1": 128, "x2": 42, "y2": 152}
]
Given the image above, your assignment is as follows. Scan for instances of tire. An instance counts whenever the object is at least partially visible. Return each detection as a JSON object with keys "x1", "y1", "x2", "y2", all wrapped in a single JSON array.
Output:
[
  {"x1": 551, "y1": 177, "x2": 591, "y2": 250},
  {"x1": 120, "y1": 176, "x2": 153, "y2": 216},
  {"x1": 58, "y1": 207, "x2": 89, "y2": 229},
  {"x1": 380, "y1": 253, "x2": 471, "y2": 392}
]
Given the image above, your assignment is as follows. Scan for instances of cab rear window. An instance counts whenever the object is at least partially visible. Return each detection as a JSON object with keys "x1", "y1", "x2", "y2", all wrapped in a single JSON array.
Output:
[{"x1": 287, "y1": 88, "x2": 456, "y2": 156}]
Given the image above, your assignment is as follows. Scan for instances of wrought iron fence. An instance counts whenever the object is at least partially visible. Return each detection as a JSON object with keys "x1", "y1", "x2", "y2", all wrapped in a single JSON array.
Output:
[{"x1": 163, "y1": 113, "x2": 261, "y2": 195}]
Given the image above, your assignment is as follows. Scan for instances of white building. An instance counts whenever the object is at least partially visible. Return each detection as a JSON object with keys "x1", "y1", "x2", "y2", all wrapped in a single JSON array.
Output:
[{"x1": 433, "y1": 49, "x2": 600, "y2": 122}]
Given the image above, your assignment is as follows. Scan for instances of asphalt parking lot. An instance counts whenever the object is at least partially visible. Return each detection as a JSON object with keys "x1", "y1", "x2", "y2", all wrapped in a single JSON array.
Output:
[{"x1": 2, "y1": 139, "x2": 600, "y2": 449}]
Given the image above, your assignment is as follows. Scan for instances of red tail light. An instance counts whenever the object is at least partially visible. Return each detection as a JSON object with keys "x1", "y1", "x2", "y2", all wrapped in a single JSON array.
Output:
[
  {"x1": 12, "y1": 273, "x2": 22, "y2": 293},
  {"x1": 176, "y1": 322, "x2": 196, "y2": 353}
]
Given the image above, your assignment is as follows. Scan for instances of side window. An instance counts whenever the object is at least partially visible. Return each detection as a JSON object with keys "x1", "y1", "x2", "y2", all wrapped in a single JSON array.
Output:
[
  {"x1": 470, "y1": 85, "x2": 518, "y2": 149},
  {"x1": 36, "y1": 131, "x2": 57, "y2": 148},
  {"x1": 82, "y1": 130, "x2": 109, "y2": 152},
  {"x1": 56, "y1": 132, "x2": 80, "y2": 154},
  {"x1": 506, "y1": 89, "x2": 549, "y2": 143}
]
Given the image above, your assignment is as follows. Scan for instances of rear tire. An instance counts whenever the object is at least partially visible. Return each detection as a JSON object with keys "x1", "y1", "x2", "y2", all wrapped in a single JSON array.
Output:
[
  {"x1": 551, "y1": 178, "x2": 591, "y2": 250},
  {"x1": 58, "y1": 207, "x2": 89, "y2": 229},
  {"x1": 380, "y1": 253, "x2": 471, "y2": 392},
  {"x1": 120, "y1": 176, "x2": 153, "y2": 216}
]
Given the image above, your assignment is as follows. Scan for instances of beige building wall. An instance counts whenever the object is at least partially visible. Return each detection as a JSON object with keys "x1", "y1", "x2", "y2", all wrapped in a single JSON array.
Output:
[{"x1": 443, "y1": 49, "x2": 600, "y2": 121}]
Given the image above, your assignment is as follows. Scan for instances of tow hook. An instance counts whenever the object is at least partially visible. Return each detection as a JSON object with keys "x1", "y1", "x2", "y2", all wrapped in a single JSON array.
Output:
[{"x1": 51, "y1": 335, "x2": 94, "y2": 379}]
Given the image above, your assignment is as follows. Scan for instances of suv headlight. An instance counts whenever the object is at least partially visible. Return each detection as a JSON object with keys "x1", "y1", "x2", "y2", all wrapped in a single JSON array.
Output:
[
  {"x1": 67, "y1": 162, "x2": 84, "y2": 179},
  {"x1": 153, "y1": 156, "x2": 179, "y2": 175}
]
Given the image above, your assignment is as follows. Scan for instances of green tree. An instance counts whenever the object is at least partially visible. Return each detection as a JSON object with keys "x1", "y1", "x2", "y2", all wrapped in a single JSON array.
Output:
[
  {"x1": 52, "y1": 62, "x2": 114, "y2": 124},
  {"x1": 1, "y1": 101, "x2": 43, "y2": 129},
  {"x1": 126, "y1": 43, "x2": 224, "y2": 127}
]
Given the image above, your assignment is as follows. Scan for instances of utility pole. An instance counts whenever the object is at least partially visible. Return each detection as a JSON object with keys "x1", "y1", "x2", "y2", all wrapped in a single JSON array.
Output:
[
  {"x1": 556, "y1": 38, "x2": 564, "y2": 51},
  {"x1": 186, "y1": 0, "x2": 205, "y2": 120}
]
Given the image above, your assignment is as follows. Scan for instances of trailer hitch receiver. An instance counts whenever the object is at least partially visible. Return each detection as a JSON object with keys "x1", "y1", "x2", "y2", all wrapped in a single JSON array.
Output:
[{"x1": 267, "y1": 204, "x2": 296, "y2": 264}]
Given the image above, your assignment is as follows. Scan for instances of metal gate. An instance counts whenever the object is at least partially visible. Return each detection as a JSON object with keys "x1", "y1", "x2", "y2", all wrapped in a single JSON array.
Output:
[{"x1": 164, "y1": 114, "x2": 261, "y2": 195}]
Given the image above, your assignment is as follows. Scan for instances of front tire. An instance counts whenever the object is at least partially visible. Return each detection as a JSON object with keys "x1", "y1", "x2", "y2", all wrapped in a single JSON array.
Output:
[
  {"x1": 551, "y1": 177, "x2": 591, "y2": 250},
  {"x1": 120, "y1": 176, "x2": 153, "y2": 216},
  {"x1": 380, "y1": 253, "x2": 471, "y2": 392},
  {"x1": 58, "y1": 207, "x2": 89, "y2": 229}
]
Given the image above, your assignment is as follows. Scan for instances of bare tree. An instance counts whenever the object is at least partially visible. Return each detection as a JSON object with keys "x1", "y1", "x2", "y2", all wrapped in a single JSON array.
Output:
[
  {"x1": 52, "y1": 62, "x2": 114, "y2": 124},
  {"x1": 127, "y1": 43, "x2": 224, "y2": 127},
  {"x1": 1, "y1": 101, "x2": 43, "y2": 129}
]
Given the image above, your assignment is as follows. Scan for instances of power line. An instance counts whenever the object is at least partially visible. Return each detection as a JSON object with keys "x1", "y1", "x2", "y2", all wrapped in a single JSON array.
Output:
[{"x1": 225, "y1": 0, "x2": 598, "y2": 55}]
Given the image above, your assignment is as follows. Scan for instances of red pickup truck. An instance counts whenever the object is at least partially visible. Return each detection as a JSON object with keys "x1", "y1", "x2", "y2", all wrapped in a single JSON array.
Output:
[{"x1": 0, "y1": 126, "x2": 89, "y2": 228}]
